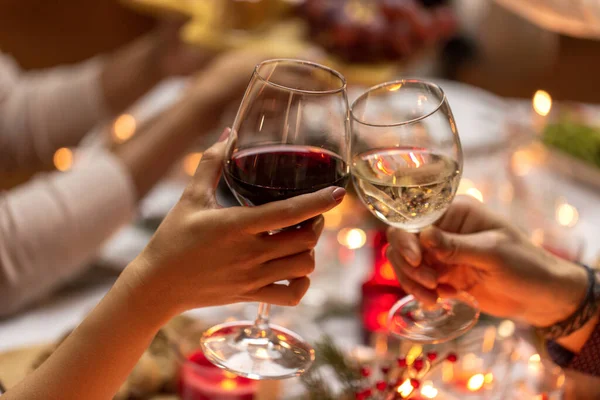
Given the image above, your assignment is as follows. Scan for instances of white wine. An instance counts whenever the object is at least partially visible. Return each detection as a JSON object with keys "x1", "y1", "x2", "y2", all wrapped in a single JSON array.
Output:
[{"x1": 352, "y1": 148, "x2": 461, "y2": 231}]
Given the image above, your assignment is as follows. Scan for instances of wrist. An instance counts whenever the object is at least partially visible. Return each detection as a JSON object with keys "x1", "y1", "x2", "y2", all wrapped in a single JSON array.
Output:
[{"x1": 527, "y1": 256, "x2": 588, "y2": 328}]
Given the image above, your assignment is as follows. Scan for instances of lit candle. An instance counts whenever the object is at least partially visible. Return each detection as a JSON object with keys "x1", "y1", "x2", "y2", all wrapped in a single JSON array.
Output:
[{"x1": 179, "y1": 351, "x2": 256, "y2": 400}]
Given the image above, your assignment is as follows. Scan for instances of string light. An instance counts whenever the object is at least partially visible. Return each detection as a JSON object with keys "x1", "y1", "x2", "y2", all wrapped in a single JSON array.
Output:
[
  {"x1": 467, "y1": 374, "x2": 485, "y2": 391},
  {"x1": 533, "y1": 90, "x2": 552, "y2": 116},
  {"x1": 337, "y1": 228, "x2": 367, "y2": 249},
  {"x1": 421, "y1": 382, "x2": 438, "y2": 399},
  {"x1": 53, "y1": 147, "x2": 73, "y2": 172},
  {"x1": 113, "y1": 114, "x2": 136, "y2": 143},
  {"x1": 556, "y1": 202, "x2": 579, "y2": 227}
]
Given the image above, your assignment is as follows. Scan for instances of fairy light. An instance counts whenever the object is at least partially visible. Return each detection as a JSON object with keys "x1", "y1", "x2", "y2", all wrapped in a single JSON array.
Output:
[
  {"x1": 183, "y1": 152, "x2": 203, "y2": 176},
  {"x1": 421, "y1": 382, "x2": 438, "y2": 399},
  {"x1": 556, "y1": 202, "x2": 579, "y2": 227},
  {"x1": 406, "y1": 345, "x2": 423, "y2": 365},
  {"x1": 397, "y1": 379, "x2": 414, "y2": 398},
  {"x1": 53, "y1": 147, "x2": 73, "y2": 171},
  {"x1": 467, "y1": 374, "x2": 485, "y2": 391},
  {"x1": 484, "y1": 373, "x2": 494, "y2": 384},
  {"x1": 466, "y1": 187, "x2": 484, "y2": 202},
  {"x1": 533, "y1": 90, "x2": 552, "y2": 116},
  {"x1": 529, "y1": 354, "x2": 541, "y2": 363},
  {"x1": 497, "y1": 320, "x2": 515, "y2": 338},
  {"x1": 112, "y1": 114, "x2": 136, "y2": 143},
  {"x1": 337, "y1": 228, "x2": 367, "y2": 250}
]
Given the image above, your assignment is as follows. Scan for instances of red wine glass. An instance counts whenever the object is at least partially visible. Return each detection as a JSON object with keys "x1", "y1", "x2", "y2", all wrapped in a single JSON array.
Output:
[
  {"x1": 201, "y1": 59, "x2": 350, "y2": 379},
  {"x1": 350, "y1": 80, "x2": 479, "y2": 343}
]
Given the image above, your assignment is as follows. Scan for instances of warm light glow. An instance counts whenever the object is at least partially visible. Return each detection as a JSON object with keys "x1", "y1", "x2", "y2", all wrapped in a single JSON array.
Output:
[
  {"x1": 463, "y1": 353, "x2": 480, "y2": 370},
  {"x1": 457, "y1": 178, "x2": 475, "y2": 195},
  {"x1": 337, "y1": 228, "x2": 367, "y2": 250},
  {"x1": 406, "y1": 345, "x2": 423, "y2": 365},
  {"x1": 53, "y1": 147, "x2": 73, "y2": 171},
  {"x1": 467, "y1": 374, "x2": 485, "y2": 391},
  {"x1": 397, "y1": 379, "x2": 414, "y2": 398},
  {"x1": 533, "y1": 90, "x2": 552, "y2": 116},
  {"x1": 511, "y1": 150, "x2": 532, "y2": 176},
  {"x1": 324, "y1": 207, "x2": 343, "y2": 229},
  {"x1": 466, "y1": 187, "x2": 484, "y2": 202},
  {"x1": 484, "y1": 373, "x2": 494, "y2": 384},
  {"x1": 482, "y1": 326, "x2": 496, "y2": 353},
  {"x1": 529, "y1": 354, "x2": 541, "y2": 363},
  {"x1": 220, "y1": 379, "x2": 238, "y2": 390},
  {"x1": 409, "y1": 152, "x2": 422, "y2": 168},
  {"x1": 380, "y1": 261, "x2": 396, "y2": 281},
  {"x1": 442, "y1": 362, "x2": 454, "y2": 383},
  {"x1": 556, "y1": 202, "x2": 579, "y2": 227},
  {"x1": 113, "y1": 114, "x2": 136, "y2": 143},
  {"x1": 254, "y1": 348, "x2": 269, "y2": 359},
  {"x1": 223, "y1": 371, "x2": 238, "y2": 379},
  {"x1": 183, "y1": 152, "x2": 203, "y2": 176},
  {"x1": 377, "y1": 311, "x2": 388, "y2": 328},
  {"x1": 499, "y1": 183, "x2": 514, "y2": 203},
  {"x1": 497, "y1": 320, "x2": 515, "y2": 338},
  {"x1": 388, "y1": 83, "x2": 403, "y2": 92},
  {"x1": 531, "y1": 229, "x2": 545, "y2": 246},
  {"x1": 421, "y1": 382, "x2": 438, "y2": 399}
]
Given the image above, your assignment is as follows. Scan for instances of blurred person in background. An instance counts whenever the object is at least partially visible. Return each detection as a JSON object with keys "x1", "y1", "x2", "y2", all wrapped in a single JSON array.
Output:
[
  {"x1": 0, "y1": 18, "x2": 275, "y2": 317},
  {"x1": 387, "y1": 196, "x2": 600, "y2": 377}
]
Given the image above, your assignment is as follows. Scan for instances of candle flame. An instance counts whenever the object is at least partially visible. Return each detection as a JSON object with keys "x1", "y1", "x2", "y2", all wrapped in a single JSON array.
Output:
[
  {"x1": 533, "y1": 90, "x2": 552, "y2": 116},
  {"x1": 53, "y1": 147, "x2": 73, "y2": 172},
  {"x1": 113, "y1": 114, "x2": 136, "y2": 143},
  {"x1": 467, "y1": 374, "x2": 485, "y2": 391},
  {"x1": 397, "y1": 379, "x2": 414, "y2": 398},
  {"x1": 220, "y1": 378, "x2": 238, "y2": 390}
]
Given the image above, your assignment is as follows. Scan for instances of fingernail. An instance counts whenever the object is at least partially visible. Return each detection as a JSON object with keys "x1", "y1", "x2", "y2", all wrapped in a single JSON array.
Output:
[
  {"x1": 331, "y1": 187, "x2": 346, "y2": 203},
  {"x1": 218, "y1": 127, "x2": 231, "y2": 142}
]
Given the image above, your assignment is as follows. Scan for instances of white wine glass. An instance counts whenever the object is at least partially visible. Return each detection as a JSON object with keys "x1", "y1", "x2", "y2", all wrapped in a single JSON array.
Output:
[
  {"x1": 350, "y1": 79, "x2": 479, "y2": 343},
  {"x1": 201, "y1": 59, "x2": 350, "y2": 379}
]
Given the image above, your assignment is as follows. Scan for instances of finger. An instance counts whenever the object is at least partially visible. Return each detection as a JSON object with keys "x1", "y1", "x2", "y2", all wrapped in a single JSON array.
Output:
[
  {"x1": 184, "y1": 129, "x2": 230, "y2": 201},
  {"x1": 437, "y1": 284, "x2": 458, "y2": 298},
  {"x1": 420, "y1": 226, "x2": 500, "y2": 267},
  {"x1": 256, "y1": 216, "x2": 324, "y2": 261},
  {"x1": 240, "y1": 187, "x2": 346, "y2": 234},
  {"x1": 386, "y1": 227, "x2": 422, "y2": 267},
  {"x1": 387, "y1": 247, "x2": 438, "y2": 290},
  {"x1": 250, "y1": 277, "x2": 310, "y2": 306},
  {"x1": 253, "y1": 250, "x2": 315, "y2": 288},
  {"x1": 394, "y1": 270, "x2": 438, "y2": 306}
]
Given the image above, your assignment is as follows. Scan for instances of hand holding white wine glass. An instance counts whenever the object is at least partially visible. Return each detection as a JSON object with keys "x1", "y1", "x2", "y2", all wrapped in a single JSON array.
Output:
[
  {"x1": 350, "y1": 80, "x2": 479, "y2": 343},
  {"x1": 201, "y1": 59, "x2": 350, "y2": 379}
]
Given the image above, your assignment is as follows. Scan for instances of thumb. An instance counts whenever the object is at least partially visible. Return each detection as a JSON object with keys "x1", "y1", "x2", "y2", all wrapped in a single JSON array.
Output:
[
  {"x1": 420, "y1": 226, "x2": 499, "y2": 267},
  {"x1": 186, "y1": 128, "x2": 230, "y2": 201}
]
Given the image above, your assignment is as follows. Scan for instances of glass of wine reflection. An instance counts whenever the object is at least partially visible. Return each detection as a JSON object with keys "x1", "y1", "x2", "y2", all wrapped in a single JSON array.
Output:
[
  {"x1": 350, "y1": 80, "x2": 479, "y2": 343},
  {"x1": 201, "y1": 59, "x2": 350, "y2": 379}
]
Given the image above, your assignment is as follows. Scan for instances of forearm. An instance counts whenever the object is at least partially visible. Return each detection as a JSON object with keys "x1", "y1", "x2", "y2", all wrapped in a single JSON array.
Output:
[
  {"x1": 100, "y1": 33, "x2": 162, "y2": 114},
  {"x1": 114, "y1": 88, "x2": 225, "y2": 199},
  {"x1": 0, "y1": 150, "x2": 135, "y2": 316},
  {"x1": 2, "y1": 265, "x2": 173, "y2": 400}
]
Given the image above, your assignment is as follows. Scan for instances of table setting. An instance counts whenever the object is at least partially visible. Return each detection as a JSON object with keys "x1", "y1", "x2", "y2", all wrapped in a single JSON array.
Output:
[{"x1": 2, "y1": 1, "x2": 600, "y2": 399}]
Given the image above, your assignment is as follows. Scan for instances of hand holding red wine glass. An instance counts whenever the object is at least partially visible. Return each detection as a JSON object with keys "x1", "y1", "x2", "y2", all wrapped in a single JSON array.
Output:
[{"x1": 201, "y1": 59, "x2": 350, "y2": 379}]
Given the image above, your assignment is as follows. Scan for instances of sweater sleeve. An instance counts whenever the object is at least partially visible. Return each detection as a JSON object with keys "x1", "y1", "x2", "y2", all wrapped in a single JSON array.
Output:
[
  {"x1": 547, "y1": 318, "x2": 600, "y2": 376},
  {"x1": 0, "y1": 52, "x2": 110, "y2": 170},
  {"x1": 0, "y1": 149, "x2": 135, "y2": 316}
]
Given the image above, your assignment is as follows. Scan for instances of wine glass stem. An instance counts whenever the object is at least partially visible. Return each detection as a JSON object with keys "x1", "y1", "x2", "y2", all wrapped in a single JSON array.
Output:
[{"x1": 254, "y1": 302, "x2": 271, "y2": 331}]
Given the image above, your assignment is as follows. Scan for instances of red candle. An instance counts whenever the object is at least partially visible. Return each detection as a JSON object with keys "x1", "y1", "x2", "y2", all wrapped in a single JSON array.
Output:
[{"x1": 179, "y1": 351, "x2": 256, "y2": 400}]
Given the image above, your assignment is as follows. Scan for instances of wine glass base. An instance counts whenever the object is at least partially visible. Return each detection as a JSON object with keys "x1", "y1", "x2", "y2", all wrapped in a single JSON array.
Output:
[
  {"x1": 388, "y1": 293, "x2": 480, "y2": 344},
  {"x1": 200, "y1": 320, "x2": 315, "y2": 380}
]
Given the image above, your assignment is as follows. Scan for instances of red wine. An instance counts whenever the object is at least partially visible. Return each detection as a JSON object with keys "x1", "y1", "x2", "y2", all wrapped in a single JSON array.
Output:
[{"x1": 225, "y1": 145, "x2": 349, "y2": 207}]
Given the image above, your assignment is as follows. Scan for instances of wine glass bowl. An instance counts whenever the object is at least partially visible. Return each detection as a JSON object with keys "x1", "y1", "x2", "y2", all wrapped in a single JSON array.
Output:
[
  {"x1": 350, "y1": 80, "x2": 479, "y2": 343},
  {"x1": 201, "y1": 59, "x2": 350, "y2": 379}
]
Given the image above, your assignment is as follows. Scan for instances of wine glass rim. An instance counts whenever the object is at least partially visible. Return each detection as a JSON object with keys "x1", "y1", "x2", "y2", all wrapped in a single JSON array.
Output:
[
  {"x1": 350, "y1": 79, "x2": 446, "y2": 127},
  {"x1": 253, "y1": 58, "x2": 347, "y2": 95}
]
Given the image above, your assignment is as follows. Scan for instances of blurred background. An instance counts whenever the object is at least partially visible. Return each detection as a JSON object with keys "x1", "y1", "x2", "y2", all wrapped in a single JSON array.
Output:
[{"x1": 1, "y1": 0, "x2": 600, "y2": 399}]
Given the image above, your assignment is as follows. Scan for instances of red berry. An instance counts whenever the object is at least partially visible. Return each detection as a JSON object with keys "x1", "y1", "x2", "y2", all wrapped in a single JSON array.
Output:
[
  {"x1": 426, "y1": 352, "x2": 438, "y2": 362},
  {"x1": 376, "y1": 380, "x2": 387, "y2": 391},
  {"x1": 360, "y1": 366, "x2": 371, "y2": 377},
  {"x1": 397, "y1": 357, "x2": 408, "y2": 368},
  {"x1": 413, "y1": 358, "x2": 424, "y2": 371},
  {"x1": 446, "y1": 353, "x2": 458, "y2": 363},
  {"x1": 362, "y1": 388, "x2": 373, "y2": 398},
  {"x1": 355, "y1": 392, "x2": 366, "y2": 400},
  {"x1": 410, "y1": 378, "x2": 421, "y2": 389},
  {"x1": 381, "y1": 365, "x2": 390, "y2": 375}
]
